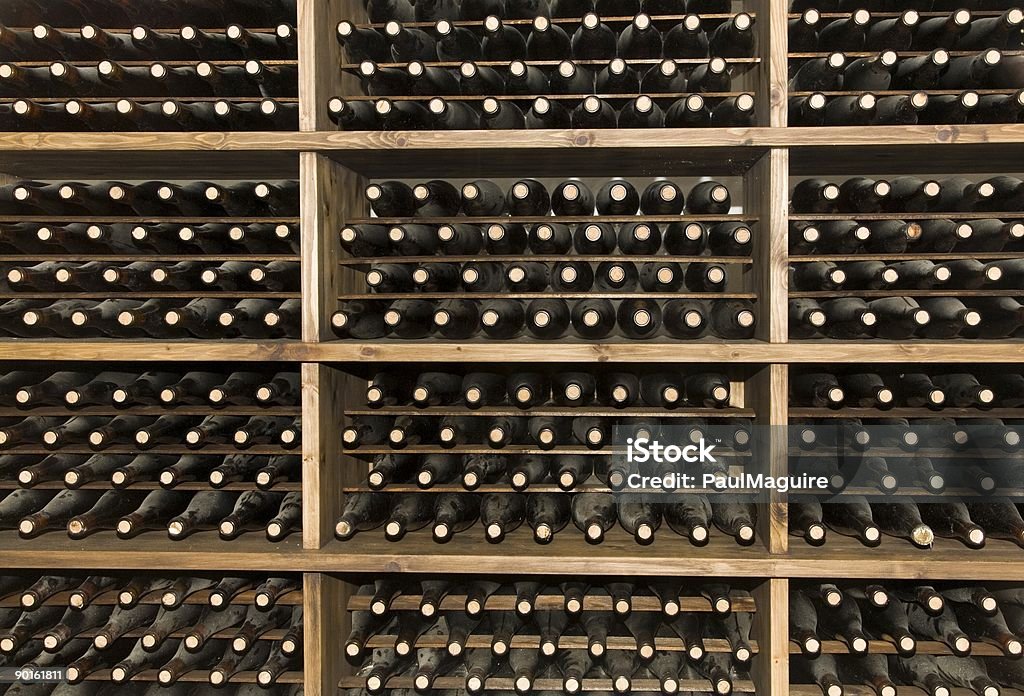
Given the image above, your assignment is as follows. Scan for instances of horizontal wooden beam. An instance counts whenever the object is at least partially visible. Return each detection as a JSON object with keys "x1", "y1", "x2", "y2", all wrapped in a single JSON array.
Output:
[
  {"x1": 2, "y1": 341, "x2": 1023, "y2": 363},
  {"x1": 3, "y1": 125, "x2": 1024, "y2": 154}
]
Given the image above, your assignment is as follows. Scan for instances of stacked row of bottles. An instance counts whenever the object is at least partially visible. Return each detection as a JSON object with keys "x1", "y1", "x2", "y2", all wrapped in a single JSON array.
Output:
[
  {"x1": 789, "y1": 174, "x2": 1024, "y2": 340},
  {"x1": 791, "y1": 580, "x2": 1024, "y2": 694},
  {"x1": 0, "y1": 572, "x2": 302, "y2": 691},
  {"x1": 0, "y1": 364, "x2": 301, "y2": 541},
  {"x1": 0, "y1": 179, "x2": 301, "y2": 339},
  {"x1": 331, "y1": 0, "x2": 760, "y2": 131},
  {"x1": 335, "y1": 365, "x2": 761, "y2": 546},
  {"x1": 789, "y1": 1, "x2": 1024, "y2": 125},
  {"x1": 0, "y1": 0, "x2": 299, "y2": 131},
  {"x1": 333, "y1": 176, "x2": 758, "y2": 341},
  {"x1": 340, "y1": 575, "x2": 756, "y2": 693},
  {"x1": 788, "y1": 365, "x2": 1024, "y2": 552}
]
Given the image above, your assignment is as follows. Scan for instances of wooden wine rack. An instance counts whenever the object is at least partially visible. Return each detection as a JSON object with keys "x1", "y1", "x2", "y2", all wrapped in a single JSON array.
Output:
[{"x1": 3, "y1": 0, "x2": 1024, "y2": 695}]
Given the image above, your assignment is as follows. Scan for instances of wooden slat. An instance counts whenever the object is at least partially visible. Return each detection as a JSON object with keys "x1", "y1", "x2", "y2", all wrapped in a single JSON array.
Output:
[
  {"x1": 344, "y1": 214, "x2": 754, "y2": 224},
  {"x1": 789, "y1": 687, "x2": 1024, "y2": 696},
  {"x1": 343, "y1": 406, "x2": 754, "y2": 417},
  {"x1": 338, "y1": 676, "x2": 758, "y2": 691},
  {"x1": 338, "y1": 254, "x2": 755, "y2": 265},
  {"x1": 360, "y1": 634, "x2": 755, "y2": 652},
  {"x1": 0, "y1": 589, "x2": 302, "y2": 609},
  {"x1": 0, "y1": 407, "x2": 300, "y2": 416},
  {"x1": 79, "y1": 669, "x2": 303, "y2": 684},
  {"x1": 0, "y1": 482, "x2": 301, "y2": 492},
  {"x1": 340, "y1": 484, "x2": 763, "y2": 495},
  {"x1": 799, "y1": 639, "x2": 1011, "y2": 656},
  {"x1": 0, "y1": 446, "x2": 287, "y2": 455},
  {"x1": 347, "y1": 593, "x2": 758, "y2": 613},
  {"x1": 340, "y1": 446, "x2": 750, "y2": 456},
  {"x1": 789, "y1": 407, "x2": 1024, "y2": 419},
  {"x1": 31, "y1": 627, "x2": 288, "y2": 641}
]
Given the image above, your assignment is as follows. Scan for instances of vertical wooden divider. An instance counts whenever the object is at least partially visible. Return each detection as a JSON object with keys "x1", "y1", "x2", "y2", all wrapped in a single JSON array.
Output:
[
  {"x1": 747, "y1": 148, "x2": 789, "y2": 345},
  {"x1": 302, "y1": 362, "x2": 343, "y2": 550},
  {"x1": 752, "y1": 0, "x2": 788, "y2": 127},
  {"x1": 752, "y1": 363, "x2": 789, "y2": 555},
  {"x1": 299, "y1": 0, "x2": 336, "y2": 131},
  {"x1": 304, "y1": 572, "x2": 348, "y2": 696},
  {"x1": 302, "y1": 153, "x2": 368, "y2": 343},
  {"x1": 753, "y1": 578, "x2": 790, "y2": 696}
]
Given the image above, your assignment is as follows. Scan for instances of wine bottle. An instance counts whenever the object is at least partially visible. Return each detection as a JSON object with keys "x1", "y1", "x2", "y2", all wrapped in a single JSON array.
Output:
[
  {"x1": 527, "y1": 493, "x2": 570, "y2": 542},
  {"x1": 572, "y1": 492, "x2": 616, "y2": 542}
]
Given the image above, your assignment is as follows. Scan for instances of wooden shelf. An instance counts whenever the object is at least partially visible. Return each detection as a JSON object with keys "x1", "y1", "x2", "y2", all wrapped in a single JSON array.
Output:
[
  {"x1": 315, "y1": 341, "x2": 1024, "y2": 363},
  {"x1": 2, "y1": 531, "x2": 1022, "y2": 578},
  {"x1": 319, "y1": 527, "x2": 774, "y2": 575},
  {"x1": 784, "y1": 536, "x2": 1024, "y2": 580},
  {"x1": 0, "y1": 341, "x2": 309, "y2": 361}
]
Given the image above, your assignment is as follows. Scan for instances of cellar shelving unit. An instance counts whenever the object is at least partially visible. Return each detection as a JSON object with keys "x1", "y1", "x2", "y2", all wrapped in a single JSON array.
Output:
[{"x1": 3, "y1": 1, "x2": 1024, "y2": 695}]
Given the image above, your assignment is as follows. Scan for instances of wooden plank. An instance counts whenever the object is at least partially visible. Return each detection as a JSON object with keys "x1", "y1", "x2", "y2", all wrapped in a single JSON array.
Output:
[{"x1": 753, "y1": 579, "x2": 788, "y2": 696}]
